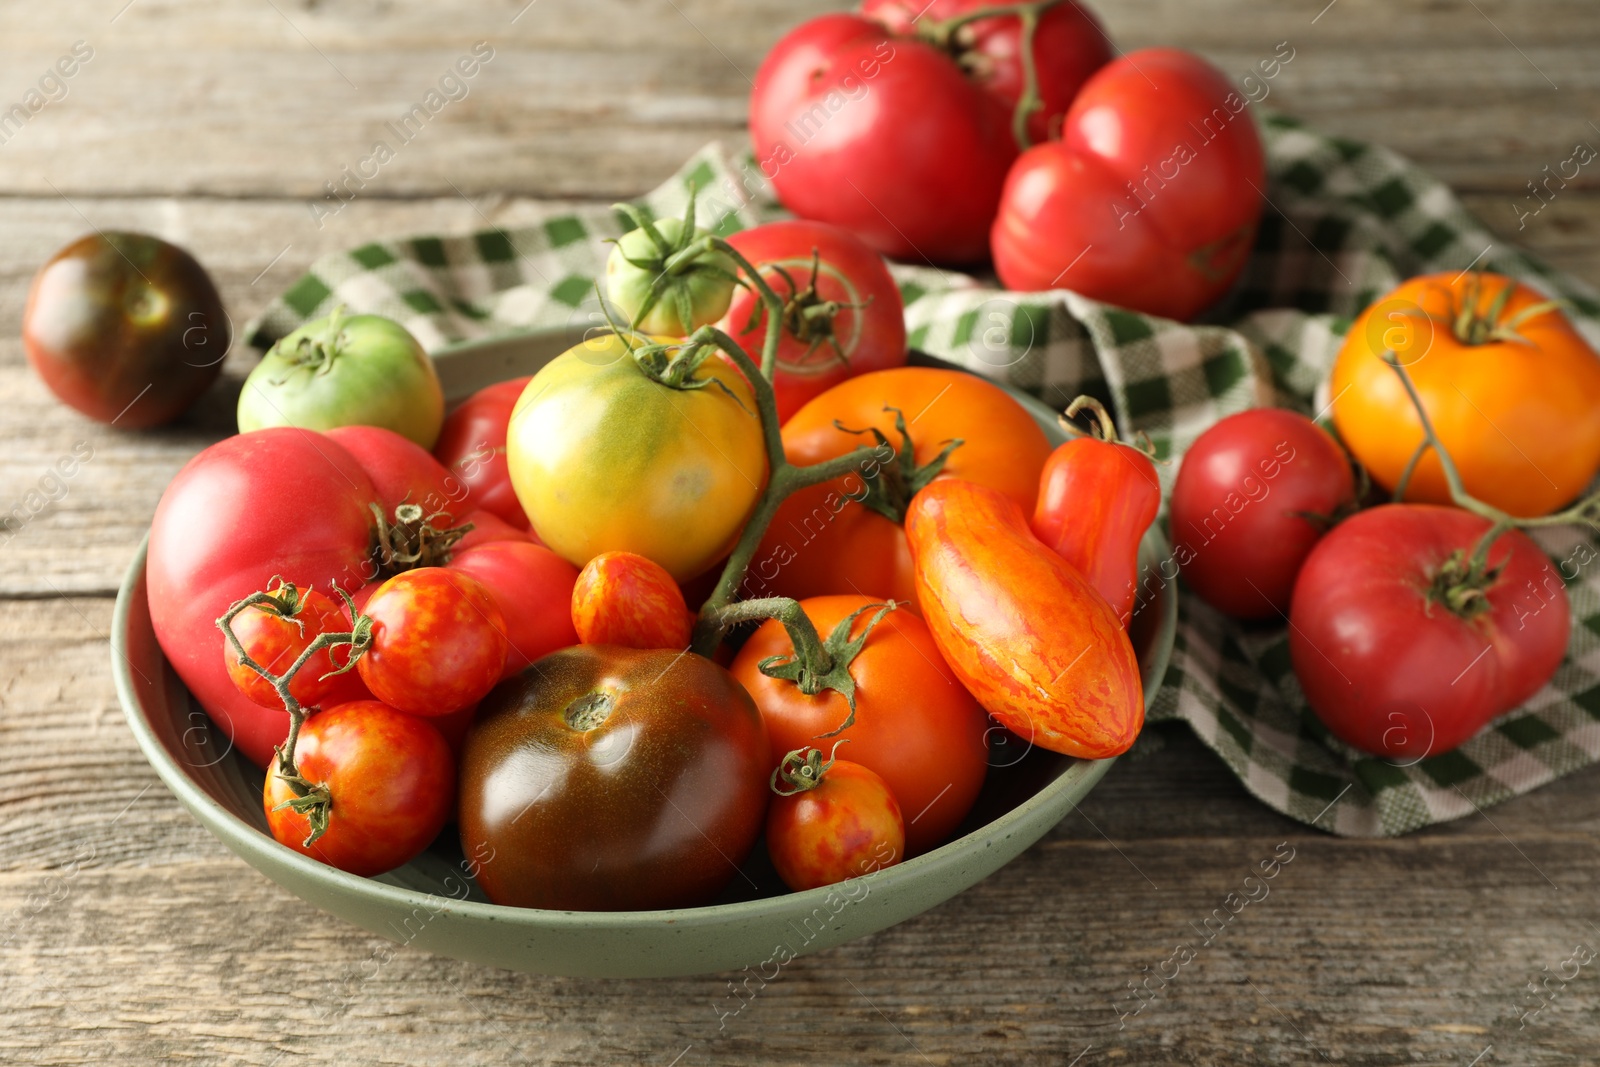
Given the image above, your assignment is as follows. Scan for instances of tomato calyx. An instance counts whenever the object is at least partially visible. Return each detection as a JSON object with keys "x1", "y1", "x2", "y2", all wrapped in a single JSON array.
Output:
[
  {"x1": 266, "y1": 303, "x2": 352, "y2": 383},
  {"x1": 757, "y1": 600, "x2": 898, "y2": 734},
  {"x1": 607, "y1": 196, "x2": 743, "y2": 336},
  {"x1": 751, "y1": 248, "x2": 873, "y2": 370},
  {"x1": 217, "y1": 587, "x2": 374, "y2": 846},
  {"x1": 913, "y1": 0, "x2": 1069, "y2": 148},
  {"x1": 369, "y1": 502, "x2": 476, "y2": 578},
  {"x1": 770, "y1": 740, "x2": 848, "y2": 797},
  {"x1": 1433, "y1": 271, "x2": 1565, "y2": 347},
  {"x1": 1425, "y1": 547, "x2": 1505, "y2": 620},
  {"x1": 834, "y1": 405, "x2": 965, "y2": 525}
]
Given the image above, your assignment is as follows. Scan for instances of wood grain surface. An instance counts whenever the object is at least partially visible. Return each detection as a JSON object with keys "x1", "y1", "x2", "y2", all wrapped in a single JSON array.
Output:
[{"x1": 2, "y1": 1, "x2": 1599, "y2": 1064}]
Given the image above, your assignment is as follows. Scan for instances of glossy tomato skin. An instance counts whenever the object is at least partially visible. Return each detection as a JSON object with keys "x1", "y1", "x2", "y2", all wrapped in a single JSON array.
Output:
[
  {"x1": 730, "y1": 596, "x2": 988, "y2": 856},
  {"x1": 150, "y1": 428, "x2": 378, "y2": 768},
  {"x1": 1170, "y1": 409, "x2": 1355, "y2": 620},
  {"x1": 506, "y1": 335, "x2": 767, "y2": 581},
  {"x1": 1032, "y1": 437, "x2": 1160, "y2": 624},
  {"x1": 752, "y1": 367, "x2": 1052, "y2": 610},
  {"x1": 223, "y1": 586, "x2": 370, "y2": 710},
  {"x1": 862, "y1": 0, "x2": 1112, "y2": 145},
  {"x1": 720, "y1": 221, "x2": 907, "y2": 422},
  {"x1": 1290, "y1": 505, "x2": 1569, "y2": 759},
  {"x1": 453, "y1": 509, "x2": 533, "y2": 553},
  {"x1": 264, "y1": 701, "x2": 455, "y2": 877},
  {"x1": 570, "y1": 551, "x2": 693, "y2": 650},
  {"x1": 326, "y1": 425, "x2": 470, "y2": 524},
  {"x1": 358, "y1": 569, "x2": 508, "y2": 716},
  {"x1": 750, "y1": 14, "x2": 1016, "y2": 263},
  {"x1": 434, "y1": 376, "x2": 533, "y2": 528},
  {"x1": 1331, "y1": 273, "x2": 1600, "y2": 518},
  {"x1": 449, "y1": 541, "x2": 580, "y2": 677},
  {"x1": 992, "y1": 48, "x2": 1265, "y2": 320},
  {"x1": 458, "y1": 645, "x2": 771, "y2": 911},
  {"x1": 24, "y1": 231, "x2": 229, "y2": 428},
  {"x1": 767, "y1": 759, "x2": 905, "y2": 892},
  {"x1": 907, "y1": 479, "x2": 1143, "y2": 759}
]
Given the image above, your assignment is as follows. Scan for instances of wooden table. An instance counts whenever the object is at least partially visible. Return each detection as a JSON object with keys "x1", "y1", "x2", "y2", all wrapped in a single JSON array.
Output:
[{"x1": 4, "y1": 2, "x2": 1598, "y2": 1063}]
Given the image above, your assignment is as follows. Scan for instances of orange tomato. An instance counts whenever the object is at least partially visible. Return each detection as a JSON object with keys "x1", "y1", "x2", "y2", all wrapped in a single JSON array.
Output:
[
  {"x1": 766, "y1": 755, "x2": 905, "y2": 892},
  {"x1": 906, "y1": 479, "x2": 1143, "y2": 760},
  {"x1": 571, "y1": 551, "x2": 694, "y2": 650},
  {"x1": 749, "y1": 367, "x2": 1052, "y2": 610},
  {"x1": 728, "y1": 594, "x2": 989, "y2": 856},
  {"x1": 1331, "y1": 271, "x2": 1600, "y2": 518}
]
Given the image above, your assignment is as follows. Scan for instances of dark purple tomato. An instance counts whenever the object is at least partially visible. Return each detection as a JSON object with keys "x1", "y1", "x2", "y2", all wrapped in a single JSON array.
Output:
[
  {"x1": 458, "y1": 645, "x2": 771, "y2": 911},
  {"x1": 23, "y1": 231, "x2": 229, "y2": 428}
]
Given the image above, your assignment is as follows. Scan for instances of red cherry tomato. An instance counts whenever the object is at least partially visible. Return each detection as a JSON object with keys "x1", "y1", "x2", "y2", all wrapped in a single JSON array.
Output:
[
  {"x1": 449, "y1": 541, "x2": 580, "y2": 677},
  {"x1": 571, "y1": 551, "x2": 693, "y2": 651},
  {"x1": 326, "y1": 424, "x2": 470, "y2": 523},
  {"x1": 991, "y1": 48, "x2": 1265, "y2": 320},
  {"x1": 433, "y1": 376, "x2": 532, "y2": 529},
  {"x1": 223, "y1": 581, "x2": 369, "y2": 710},
  {"x1": 358, "y1": 568, "x2": 508, "y2": 716},
  {"x1": 1290, "y1": 505, "x2": 1569, "y2": 759},
  {"x1": 720, "y1": 220, "x2": 907, "y2": 422},
  {"x1": 1170, "y1": 409, "x2": 1355, "y2": 620},
  {"x1": 750, "y1": 14, "x2": 1017, "y2": 263},
  {"x1": 264, "y1": 701, "x2": 455, "y2": 876},
  {"x1": 729, "y1": 595, "x2": 988, "y2": 856},
  {"x1": 1031, "y1": 402, "x2": 1161, "y2": 625},
  {"x1": 766, "y1": 751, "x2": 905, "y2": 892}
]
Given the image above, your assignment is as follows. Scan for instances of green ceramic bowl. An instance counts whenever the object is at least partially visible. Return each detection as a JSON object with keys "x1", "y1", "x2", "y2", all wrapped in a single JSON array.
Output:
[{"x1": 113, "y1": 329, "x2": 1177, "y2": 978}]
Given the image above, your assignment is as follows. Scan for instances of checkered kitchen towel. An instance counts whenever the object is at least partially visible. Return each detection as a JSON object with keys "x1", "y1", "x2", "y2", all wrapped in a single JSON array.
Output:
[{"x1": 248, "y1": 113, "x2": 1600, "y2": 838}]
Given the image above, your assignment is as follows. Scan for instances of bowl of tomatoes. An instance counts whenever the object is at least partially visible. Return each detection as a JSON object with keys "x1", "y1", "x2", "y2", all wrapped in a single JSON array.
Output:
[{"x1": 114, "y1": 321, "x2": 1176, "y2": 978}]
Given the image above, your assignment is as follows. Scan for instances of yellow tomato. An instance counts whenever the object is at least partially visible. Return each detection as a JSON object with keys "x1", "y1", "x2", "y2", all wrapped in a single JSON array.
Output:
[
  {"x1": 1331, "y1": 271, "x2": 1600, "y2": 517},
  {"x1": 507, "y1": 334, "x2": 767, "y2": 580}
]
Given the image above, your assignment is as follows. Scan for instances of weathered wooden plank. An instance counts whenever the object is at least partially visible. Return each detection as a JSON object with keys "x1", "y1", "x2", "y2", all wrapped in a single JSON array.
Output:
[{"x1": 0, "y1": 0, "x2": 1594, "y2": 199}]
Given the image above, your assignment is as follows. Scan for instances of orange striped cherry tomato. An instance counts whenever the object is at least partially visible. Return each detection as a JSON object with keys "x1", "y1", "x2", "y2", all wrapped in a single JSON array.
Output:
[{"x1": 571, "y1": 551, "x2": 694, "y2": 650}]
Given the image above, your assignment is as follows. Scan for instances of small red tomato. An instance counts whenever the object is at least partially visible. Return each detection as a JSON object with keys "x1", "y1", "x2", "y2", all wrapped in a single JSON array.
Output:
[
  {"x1": 433, "y1": 376, "x2": 533, "y2": 529},
  {"x1": 571, "y1": 551, "x2": 694, "y2": 650},
  {"x1": 358, "y1": 568, "x2": 508, "y2": 716},
  {"x1": 222, "y1": 581, "x2": 369, "y2": 710},
  {"x1": 1170, "y1": 408, "x2": 1355, "y2": 620},
  {"x1": 767, "y1": 749, "x2": 905, "y2": 892},
  {"x1": 450, "y1": 541, "x2": 580, "y2": 676},
  {"x1": 264, "y1": 701, "x2": 455, "y2": 876},
  {"x1": 1031, "y1": 401, "x2": 1161, "y2": 625}
]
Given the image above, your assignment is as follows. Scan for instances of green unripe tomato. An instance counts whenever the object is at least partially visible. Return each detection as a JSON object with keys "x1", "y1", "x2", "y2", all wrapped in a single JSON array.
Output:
[
  {"x1": 238, "y1": 309, "x2": 444, "y2": 448},
  {"x1": 604, "y1": 217, "x2": 739, "y2": 337}
]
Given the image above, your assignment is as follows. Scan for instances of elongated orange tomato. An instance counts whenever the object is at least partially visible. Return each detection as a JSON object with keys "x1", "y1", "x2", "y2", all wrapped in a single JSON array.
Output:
[{"x1": 906, "y1": 478, "x2": 1143, "y2": 759}]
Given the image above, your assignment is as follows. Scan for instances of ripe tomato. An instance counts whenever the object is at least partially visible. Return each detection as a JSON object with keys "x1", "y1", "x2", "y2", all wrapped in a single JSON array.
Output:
[
  {"x1": 570, "y1": 551, "x2": 692, "y2": 650},
  {"x1": 358, "y1": 568, "x2": 508, "y2": 716},
  {"x1": 453, "y1": 509, "x2": 533, "y2": 553},
  {"x1": 907, "y1": 479, "x2": 1143, "y2": 760},
  {"x1": 449, "y1": 541, "x2": 580, "y2": 677},
  {"x1": 222, "y1": 581, "x2": 369, "y2": 710},
  {"x1": 1331, "y1": 272, "x2": 1600, "y2": 518},
  {"x1": 1170, "y1": 408, "x2": 1355, "y2": 620},
  {"x1": 751, "y1": 367, "x2": 1052, "y2": 610},
  {"x1": 433, "y1": 376, "x2": 533, "y2": 529},
  {"x1": 991, "y1": 48, "x2": 1265, "y2": 320},
  {"x1": 1031, "y1": 403, "x2": 1160, "y2": 624},
  {"x1": 766, "y1": 751, "x2": 904, "y2": 892},
  {"x1": 506, "y1": 334, "x2": 767, "y2": 581},
  {"x1": 458, "y1": 645, "x2": 771, "y2": 910},
  {"x1": 23, "y1": 231, "x2": 229, "y2": 428},
  {"x1": 1290, "y1": 505, "x2": 1569, "y2": 759},
  {"x1": 326, "y1": 424, "x2": 469, "y2": 524},
  {"x1": 264, "y1": 701, "x2": 454, "y2": 877},
  {"x1": 750, "y1": 14, "x2": 1014, "y2": 263},
  {"x1": 150, "y1": 428, "x2": 380, "y2": 768},
  {"x1": 720, "y1": 221, "x2": 907, "y2": 422},
  {"x1": 729, "y1": 595, "x2": 988, "y2": 856},
  {"x1": 863, "y1": 0, "x2": 1112, "y2": 145}
]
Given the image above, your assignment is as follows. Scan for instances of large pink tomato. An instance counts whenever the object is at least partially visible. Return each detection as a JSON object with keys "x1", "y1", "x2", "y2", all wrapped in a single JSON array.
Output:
[{"x1": 991, "y1": 48, "x2": 1266, "y2": 321}]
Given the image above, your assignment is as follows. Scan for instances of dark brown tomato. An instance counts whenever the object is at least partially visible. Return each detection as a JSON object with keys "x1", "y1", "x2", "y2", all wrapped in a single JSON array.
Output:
[
  {"x1": 24, "y1": 231, "x2": 230, "y2": 428},
  {"x1": 458, "y1": 645, "x2": 771, "y2": 911}
]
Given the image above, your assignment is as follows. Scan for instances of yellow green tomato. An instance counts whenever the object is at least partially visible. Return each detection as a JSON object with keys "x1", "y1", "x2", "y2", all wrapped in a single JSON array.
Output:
[
  {"x1": 238, "y1": 308, "x2": 444, "y2": 449},
  {"x1": 507, "y1": 334, "x2": 767, "y2": 581}
]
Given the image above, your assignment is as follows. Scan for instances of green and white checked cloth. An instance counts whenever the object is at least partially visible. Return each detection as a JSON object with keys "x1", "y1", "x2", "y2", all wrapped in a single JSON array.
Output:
[{"x1": 248, "y1": 113, "x2": 1600, "y2": 838}]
